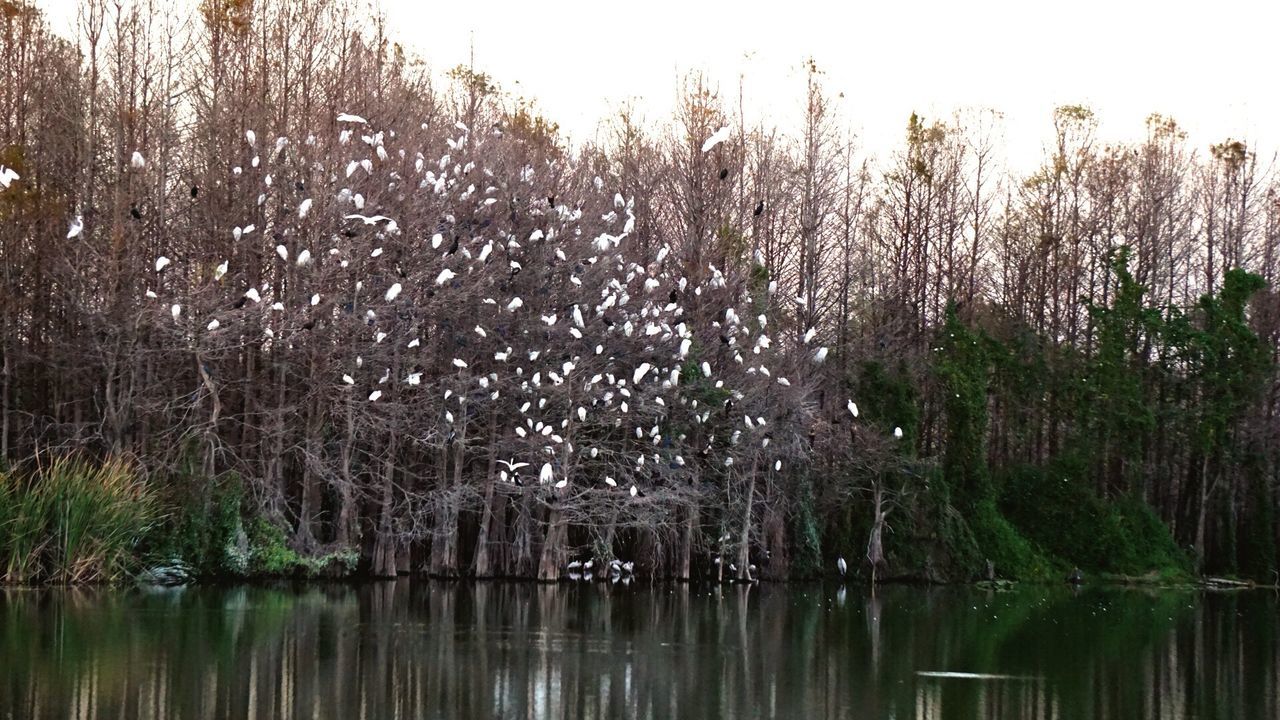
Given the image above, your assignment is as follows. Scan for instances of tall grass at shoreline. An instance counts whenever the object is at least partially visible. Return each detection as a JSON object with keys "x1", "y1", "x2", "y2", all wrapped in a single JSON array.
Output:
[{"x1": 0, "y1": 457, "x2": 156, "y2": 585}]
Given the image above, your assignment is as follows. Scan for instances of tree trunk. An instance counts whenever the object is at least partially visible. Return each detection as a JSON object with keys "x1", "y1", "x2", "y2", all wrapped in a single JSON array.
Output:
[
  {"x1": 334, "y1": 400, "x2": 356, "y2": 548},
  {"x1": 736, "y1": 464, "x2": 756, "y2": 582},
  {"x1": 473, "y1": 415, "x2": 501, "y2": 577},
  {"x1": 676, "y1": 503, "x2": 698, "y2": 581},
  {"x1": 371, "y1": 436, "x2": 399, "y2": 578},
  {"x1": 538, "y1": 505, "x2": 568, "y2": 581}
]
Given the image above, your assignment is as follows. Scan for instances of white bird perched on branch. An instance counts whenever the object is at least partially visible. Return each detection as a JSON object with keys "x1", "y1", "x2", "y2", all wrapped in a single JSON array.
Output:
[
  {"x1": 539, "y1": 463, "x2": 554, "y2": 484},
  {"x1": 837, "y1": 557, "x2": 847, "y2": 577},
  {"x1": 633, "y1": 362, "x2": 651, "y2": 385},
  {"x1": 847, "y1": 400, "x2": 859, "y2": 418},
  {"x1": 368, "y1": 390, "x2": 382, "y2": 401},
  {"x1": 384, "y1": 283, "x2": 402, "y2": 302},
  {"x1": 243, "y1": 288, "x2": 260, "y2": 303},
  {"x1": 435, "y1": 268, "x2": 456, "y2": 285},
  {"x1": 336, "y1": 113, "x2": 367, "y2": 124},
  {"x1": 893, "y1": 426, "x2": 904, "y2": 439},
  {"x1": 130, "y1": 151, "x2": 146, "y2": 169},
  {"x1": 298, "y1": 198, "x2": 313, "y2": 218},
  {"x1": 0, "y1": 165, "x2": 18, "y2": 188},
  {"x1": 67, "y1": 216, "x2": 83, "y2": 239},
  {"x1": 214, "y1": 261, "x2": 228, "y2": 280},
  {"x1": 155, "y1": 256, "x2": 170, "y2": 272},
  {"x1": 812, "y1": 346, "x2": 829, "y2": 364},
  {"x1": 701, "y1": 126, "x2": 731, "y2": 153}
]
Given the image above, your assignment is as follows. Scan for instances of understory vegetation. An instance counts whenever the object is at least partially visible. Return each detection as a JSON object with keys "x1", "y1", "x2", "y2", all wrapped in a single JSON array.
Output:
[{"x1": 1, "y1": 0, "x2": 1277, "y2": 585}]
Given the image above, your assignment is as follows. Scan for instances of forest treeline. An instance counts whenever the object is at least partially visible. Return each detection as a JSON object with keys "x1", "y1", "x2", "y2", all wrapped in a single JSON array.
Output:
[{"x1": 2, "y1": 0, "x2": 1278, "y2": 583}]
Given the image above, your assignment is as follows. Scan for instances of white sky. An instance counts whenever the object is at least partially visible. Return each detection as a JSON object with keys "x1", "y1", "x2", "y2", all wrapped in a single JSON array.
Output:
[{"x1": 37, "y1": 0, "x2": 1280, "y2": 170}]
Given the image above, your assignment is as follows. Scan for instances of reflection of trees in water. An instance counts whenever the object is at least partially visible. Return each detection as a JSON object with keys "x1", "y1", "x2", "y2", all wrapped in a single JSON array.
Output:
[{"x1": 0, "y1": 585, "x2": 1277, "y2": 719}]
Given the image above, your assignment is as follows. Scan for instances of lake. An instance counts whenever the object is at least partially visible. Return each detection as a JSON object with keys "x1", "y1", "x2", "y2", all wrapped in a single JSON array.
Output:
[{"x1": 1, "y1": 581, "x2": 1276, "y2": 719}]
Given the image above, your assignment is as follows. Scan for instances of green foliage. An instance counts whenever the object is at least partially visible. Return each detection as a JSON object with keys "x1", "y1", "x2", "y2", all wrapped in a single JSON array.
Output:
[
  {"x1": 967, "y1": 499, "x2": 1058, "y2": 580},
  {"x1": 892, "y1": 467, "x2": 983, "y2": 582},
  {"x1": 787, "y1": 472, "x2": 823, "y2": 577},
  {"x1": 999, "y1": 459, "x2": 1188, "y2": 576},
  {"x1": 855, "y1": 360, "x2": 919, "y2": 452},
  {"x1": 935, "y1": 306, "x2": 993, "y2": 507},
  {"x1": 0, "y1": 457, "x2": 157, "y2": 585},
  {"x1": 143, "y1": 442, "x2": 247, "y2": 578},
  {"x1": 1084, "y1": 248, "x2": 1161, "y2": 496},
  {"x1": 246, "y1": 518, "x2": 358, "y2": 578}
]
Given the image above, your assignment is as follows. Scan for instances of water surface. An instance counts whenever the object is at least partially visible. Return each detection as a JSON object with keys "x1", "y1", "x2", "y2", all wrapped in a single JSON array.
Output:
[{"x1": 2, "y1": 581, "x2": 1277, "y2": 719}]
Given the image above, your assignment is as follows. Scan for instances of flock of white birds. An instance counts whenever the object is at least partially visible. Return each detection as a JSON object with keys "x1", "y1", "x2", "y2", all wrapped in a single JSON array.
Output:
[{"x1": 32, "y1": 114, "x2": 905, "y2": 573}]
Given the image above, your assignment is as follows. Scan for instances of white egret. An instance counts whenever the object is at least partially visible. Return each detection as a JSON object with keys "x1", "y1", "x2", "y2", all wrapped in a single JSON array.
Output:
[{"x1": 701, "y1": 126, "x2": 732, "y2": 153}]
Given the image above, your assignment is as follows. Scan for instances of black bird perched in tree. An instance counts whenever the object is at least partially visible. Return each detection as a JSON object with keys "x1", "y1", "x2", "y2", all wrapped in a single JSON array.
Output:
[
  {"x1": 447, "y1": 235, "x2": 459, "y2": 255},
  {"x1": 754, "y1": 200, "x2": 764, "y2": 216},
  {"x1": 191, "y1": 185, "x2": 199, "y2": 199},
  {"x1": 718, "y1": 168, "x2": 729, "y2": 180},
  {"x1": 547, "y1": 195, "x2": 555, "y2": 206},
  {"x1": 295, "y1": 181, "x2": 305, "y2": 192},
  {"x1": 130, "y1": 205, "x2": 142, "y2": 221}
]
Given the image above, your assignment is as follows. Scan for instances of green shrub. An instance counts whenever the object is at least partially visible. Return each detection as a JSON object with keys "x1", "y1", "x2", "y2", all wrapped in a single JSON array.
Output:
[
  {"x1": 246, "y1": 517, "x2": 357, "y2": 578},
  {"x1": 967, "y1": 499, "x2": 1058, "y2": 580},
  {"x1": 145, "y1": 468, "x2": 247, "y2": 578},
  {"x1": 999, "y1": 460, "x2": 1188, "y2": 576}
]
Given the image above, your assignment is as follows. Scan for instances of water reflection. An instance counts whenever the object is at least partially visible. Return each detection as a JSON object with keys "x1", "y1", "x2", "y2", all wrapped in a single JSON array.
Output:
[{"x1": 1, "y1": 582, "x2": 1276, "y2": 719}]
